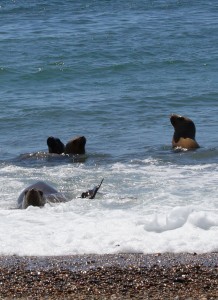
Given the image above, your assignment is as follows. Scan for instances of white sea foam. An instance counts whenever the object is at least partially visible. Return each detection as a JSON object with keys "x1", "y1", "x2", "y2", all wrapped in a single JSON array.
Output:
[
  {"x1": 0, "y1": 202, "x2": 217, "y2": 256},
  {"x1": 0, "y1": 159, "x2": 217, "y2": 256}
]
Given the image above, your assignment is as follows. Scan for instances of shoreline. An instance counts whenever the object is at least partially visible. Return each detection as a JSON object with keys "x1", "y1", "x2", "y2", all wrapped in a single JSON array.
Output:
[{"x1": 0, "y1": 253, "x2": 217, "y2": 299}]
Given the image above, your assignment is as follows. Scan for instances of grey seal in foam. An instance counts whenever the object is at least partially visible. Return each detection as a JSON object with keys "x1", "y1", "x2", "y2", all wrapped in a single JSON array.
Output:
[
  {"x1": 170, "y1": 114, "x2": 200, "y2": 150},
  {"x1": 17, "y1": 181, "x2": 67, "y2": 209}
]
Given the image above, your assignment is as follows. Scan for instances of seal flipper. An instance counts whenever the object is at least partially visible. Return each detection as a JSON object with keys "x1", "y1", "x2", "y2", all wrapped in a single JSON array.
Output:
[{"x1": 81, "y1": 178, "x2": 104, "y2": 199}]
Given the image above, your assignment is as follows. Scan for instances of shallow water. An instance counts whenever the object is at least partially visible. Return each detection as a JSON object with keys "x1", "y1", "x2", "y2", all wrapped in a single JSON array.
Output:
[{"x1": 0, "y1": 0, "x2": 217, "y2": 256}]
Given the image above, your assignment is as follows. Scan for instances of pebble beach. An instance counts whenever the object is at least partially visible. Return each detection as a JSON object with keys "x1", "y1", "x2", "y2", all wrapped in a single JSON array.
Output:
[{"x1": 0, "y1": 253, "x2": 217, "y2": 299}]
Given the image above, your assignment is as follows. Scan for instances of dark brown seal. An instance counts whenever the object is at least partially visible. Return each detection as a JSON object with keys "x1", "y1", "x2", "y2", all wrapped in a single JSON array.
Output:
[
  {"x1": 170, "y1": 114, "x2": 200, "y2": 149},
  {"x1": 65, "y1": 136, "x2": 86, "y2": 155},
  {"x1": 47, "y1": 136, "x2": 65, "y2": 154}
]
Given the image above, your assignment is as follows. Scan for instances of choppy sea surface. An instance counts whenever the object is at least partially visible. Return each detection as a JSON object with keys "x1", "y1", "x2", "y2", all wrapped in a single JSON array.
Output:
[{"x1": 0, "y1": 0, "x2": 217, "y2": 256}]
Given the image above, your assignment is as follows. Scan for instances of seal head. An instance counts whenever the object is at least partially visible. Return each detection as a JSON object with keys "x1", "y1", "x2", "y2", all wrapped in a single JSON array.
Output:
[
  {"x1": 170, "y1": 114, "x2": 200, "y2": 149},
  {"x1": 65, "y1": 136, "x2": 86, "y2": 155},
  {"x1": 47, "y1": 136, "x2": 65, "y2": 154},
  {"x1": 22, "y1": 188, "x2": 45, "y2": 209}
]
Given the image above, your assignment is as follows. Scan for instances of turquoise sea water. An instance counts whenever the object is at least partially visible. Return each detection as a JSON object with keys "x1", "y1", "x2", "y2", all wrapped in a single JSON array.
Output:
[{"x1": 0, "y1": 1, "x2": 217, "y2": 255}]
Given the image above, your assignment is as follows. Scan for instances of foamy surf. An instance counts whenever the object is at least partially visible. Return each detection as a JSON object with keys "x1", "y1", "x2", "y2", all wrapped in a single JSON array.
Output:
[
  {"x1": 0, "y1": 157, "x2": 217, "y2": 256},
  {"x1": 0, "y1": 201, "x2": 217, "y2": 256}
]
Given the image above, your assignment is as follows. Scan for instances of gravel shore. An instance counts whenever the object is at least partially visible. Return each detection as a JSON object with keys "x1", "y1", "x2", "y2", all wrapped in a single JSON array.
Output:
[{"x1": 0, "y1": 253, "x2": 217, "y2": 299}]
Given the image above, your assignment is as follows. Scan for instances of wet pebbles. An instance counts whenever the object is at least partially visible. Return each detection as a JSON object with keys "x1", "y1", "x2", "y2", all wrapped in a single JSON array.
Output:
[{"x1": 0, "y1": 253, "x2": 217, "y2": 299}]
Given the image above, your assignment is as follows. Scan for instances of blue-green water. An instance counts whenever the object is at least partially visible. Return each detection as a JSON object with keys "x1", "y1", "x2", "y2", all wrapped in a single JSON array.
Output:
[{"x1": 0, "y1": 0, "x2": 217, "y2": 255}]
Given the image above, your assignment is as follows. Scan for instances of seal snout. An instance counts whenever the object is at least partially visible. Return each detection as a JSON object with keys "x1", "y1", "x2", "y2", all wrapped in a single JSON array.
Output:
[
  {"x1": 23, "y1": 188, "x2": 44, "y2": 209},
  {"x1": 78, "y1": 136, "x2": 86, "y2": 145},
  {"x1": 170, "y1": 114, "x2": 184, "y2": 127}
]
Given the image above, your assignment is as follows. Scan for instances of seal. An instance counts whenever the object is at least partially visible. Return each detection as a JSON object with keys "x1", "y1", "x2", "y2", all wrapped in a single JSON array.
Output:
[
  {"x1": 170, "y1": 114, "x2": 200, "y2": 150},
  {"x1": 17, "y1": 181, "x2": 67, "y2": 209},
  {"x1": 65, "y1": 136, "x2": 86, "y2": 155},
  {"x1": 47, "y1": 136, "x2": 65, "y2": 154}
]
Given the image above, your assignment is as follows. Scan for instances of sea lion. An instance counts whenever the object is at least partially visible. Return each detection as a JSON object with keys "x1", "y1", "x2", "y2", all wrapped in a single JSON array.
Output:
[
  {"x1": 17, "y1": 181, "x2": 67, "y2": 209},
  {"x1": 65, "y1": 136, "x2": 86, "y2": 155},
  {"x1": 47, "y1": 136, "x2": 65, "y2": 154},
  {"x1": 170, "y1": 114, "x2": 200, "y2": 150}
]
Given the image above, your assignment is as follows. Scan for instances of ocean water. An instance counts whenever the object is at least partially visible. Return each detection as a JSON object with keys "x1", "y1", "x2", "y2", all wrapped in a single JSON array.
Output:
[{"x1": 0, "y1": 0, "x2": 217, "y2": 256}]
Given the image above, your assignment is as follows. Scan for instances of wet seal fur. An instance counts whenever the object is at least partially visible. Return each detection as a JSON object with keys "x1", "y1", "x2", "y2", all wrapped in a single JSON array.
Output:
[
  {"x1": 47, "y1": 136, "x2": 86, "y2": 155},
  {"x1": 170, "y1": 114, "x2": 200, "y2": 150},
  {"x1": 47, "y1": 137, "x2": 65, "y2": 154},
  {"x1": 17, "y1": 181, "x2": 67, "y2": 209},
  {"x1": 65, "y1": 136, "x2": 86, "y2": 155}
]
